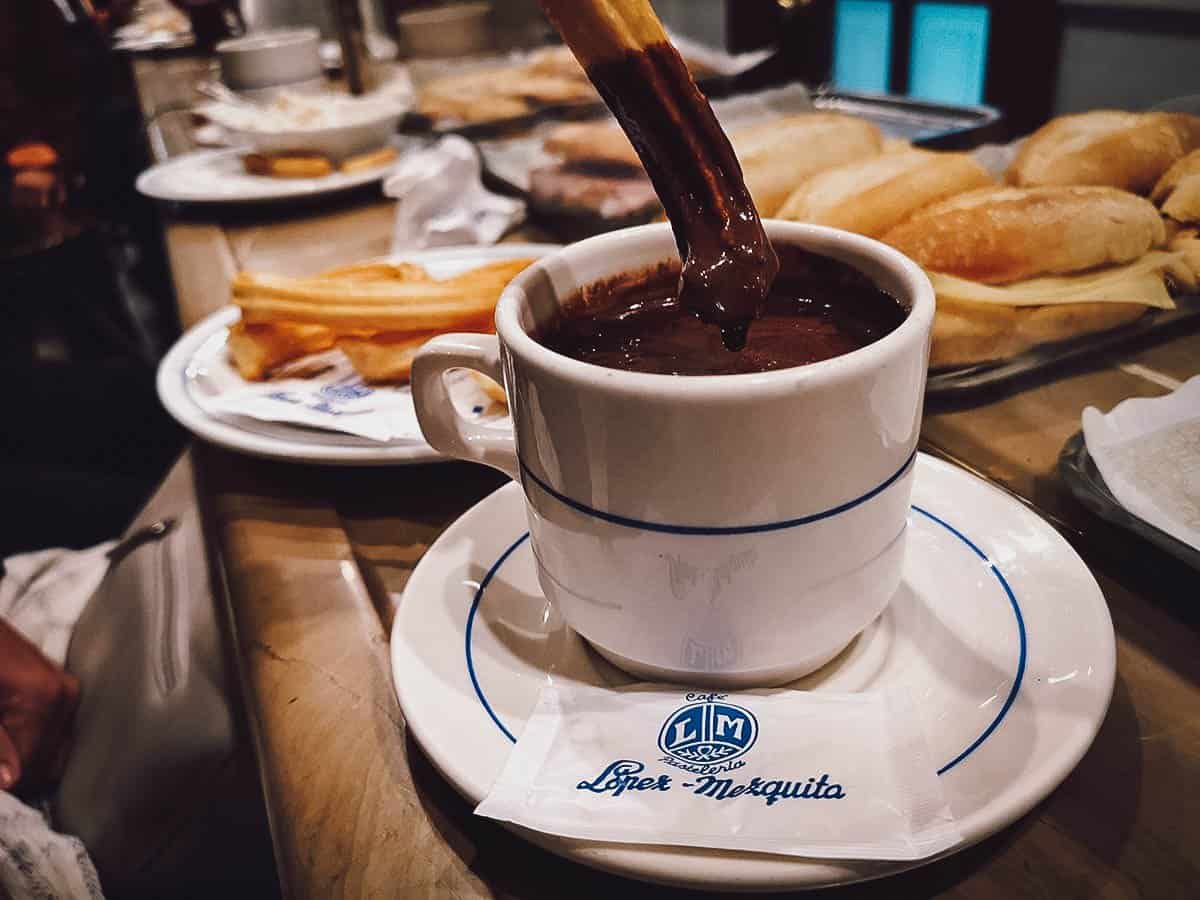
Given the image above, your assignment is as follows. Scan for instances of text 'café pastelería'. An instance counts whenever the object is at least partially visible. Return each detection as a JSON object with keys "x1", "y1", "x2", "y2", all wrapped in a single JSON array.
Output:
[{"x1": 1, "y1": 1, "x2": 1198, "y2": 897}]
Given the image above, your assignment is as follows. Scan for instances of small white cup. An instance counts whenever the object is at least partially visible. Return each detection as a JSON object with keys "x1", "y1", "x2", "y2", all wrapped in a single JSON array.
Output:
[
  {"x1": 413, "y1": 222, "x2": 934, "y2": 687},
  {"x1": 217, "y1": 27, "x2": 322, "y2": 92}
]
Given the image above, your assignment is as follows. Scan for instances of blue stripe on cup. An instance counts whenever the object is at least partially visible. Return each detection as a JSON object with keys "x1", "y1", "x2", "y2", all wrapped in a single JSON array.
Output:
[{"x1": 517, "y1": 446, "x2": 918, "y2": 536}]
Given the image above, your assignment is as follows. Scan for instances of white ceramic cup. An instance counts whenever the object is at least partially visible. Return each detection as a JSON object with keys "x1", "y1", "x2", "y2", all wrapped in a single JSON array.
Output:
[
  {"x1": 217, "y1": 27, "x2": 322, "y2": 92},
  {"x1": 413, "y1": 222, "x2": 934, "y2": 687}
]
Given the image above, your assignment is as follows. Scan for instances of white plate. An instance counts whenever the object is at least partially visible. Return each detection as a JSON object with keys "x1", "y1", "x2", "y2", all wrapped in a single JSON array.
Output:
[
  {"x1": 114, "y1": 33, "x2": 194, "y2": 53},
  {"x1": 136, "y1": 142, "x2": 415, "y2": 204},
  {"x1": 156, "y1": 244, "x2": 560, "y2": 465},
  {"x1": 390, "y1": 454, "x2": 1115, "y2": 891}
]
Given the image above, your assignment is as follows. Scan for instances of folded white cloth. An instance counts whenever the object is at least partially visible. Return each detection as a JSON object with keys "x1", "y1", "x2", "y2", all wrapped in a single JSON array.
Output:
[
  {"x1": 385, "y1": 135, "x2": 524, "y2": 252},
  {"x1": 1, "y1": 543, "x2": 111, "y2": 900},
  {"x1": 1083, "y1": 374, "x2": 1200, "y2": 551},
  {"x1": 0, "y1": 542, "x2": 114, "y2": 667}
]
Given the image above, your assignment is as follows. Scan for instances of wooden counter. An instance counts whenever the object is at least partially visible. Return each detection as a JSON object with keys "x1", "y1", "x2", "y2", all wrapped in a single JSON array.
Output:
[{"x1": 133, "y1": 54, "x2": 1200, "y2": 899}]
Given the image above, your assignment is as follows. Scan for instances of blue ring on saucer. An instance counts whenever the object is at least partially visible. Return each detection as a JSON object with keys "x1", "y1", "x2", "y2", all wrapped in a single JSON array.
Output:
[
  {"x1": 465, "y1": 505, "x2": 1027, "y2": 775},
  {"x1": 464, "y1": 532, "x2": 530, "y2": 744},
  {"x1": 518, "y1": 447, "x2": 918, "y2": 535}
]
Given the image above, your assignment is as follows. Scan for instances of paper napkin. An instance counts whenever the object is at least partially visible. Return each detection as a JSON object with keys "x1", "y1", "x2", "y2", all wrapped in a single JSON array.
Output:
[
  {"x1": 384, "y1": 136, "x2": 525, "y2": 252},
  {"x1": 1083, "y1": 374, "x2": 1200, "y2": 551}
]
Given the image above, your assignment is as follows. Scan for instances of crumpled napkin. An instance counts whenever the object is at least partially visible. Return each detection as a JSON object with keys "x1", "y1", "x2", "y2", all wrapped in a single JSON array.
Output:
[
  {"x1": 385, "y1": 135, "x2": 524, "y2": 252},
  {"x1": 1082, "y1": 374, "x2": 1200, "y2": 551},
  {"x1": 1, "y1": 542, "x2": 112, "y2": 899}
]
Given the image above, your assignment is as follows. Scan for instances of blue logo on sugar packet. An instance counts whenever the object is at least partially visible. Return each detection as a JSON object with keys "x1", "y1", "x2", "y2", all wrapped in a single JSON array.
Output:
[
  {"x1": 575, "y1": 692, "x2": 846, "y2": 804},
  {"x1": 320, "y1": 379, "x2": 373, "y2": 402},
  {"x1": 658, "y1": 694, "x2": 758, "y2": 771},
  {"x1": 266, "y1": 376, "x2": 374, "y2": 417}
]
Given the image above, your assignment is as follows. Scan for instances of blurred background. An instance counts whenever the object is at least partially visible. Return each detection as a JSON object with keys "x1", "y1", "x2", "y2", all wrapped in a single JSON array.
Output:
[{"x1": 1, "y1": 0, "x2": 1198, "y2": 556}]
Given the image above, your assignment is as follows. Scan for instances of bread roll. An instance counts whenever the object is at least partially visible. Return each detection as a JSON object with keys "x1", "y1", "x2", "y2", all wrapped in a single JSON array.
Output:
[
  {"x1": 731, "y1": 113, "x2": 884, "y2": 216},
  {"x1": 545, "y1": 113, "x2": 883, "y2": 216},
  {"x1": 931, "y1": 298, "x2": 1148, "y2": 368},
  {"x1": 776, "y1": 150, "x2": 995, "y2": 237},
  {"x1": 525, "y1": 44, "x2": 587, "y2": 80},
  {"x1": 1007, "y1": 110, "x2": 1200, "y2": 193},
  {"x1": 1169, "y1": 228, "x2": 1200, "y2": 290},
  {"x1": 882, "y1": 185, "x2": 1166, "y2": 284},
  {"x1": 1152, "y1": 148, "x2": 1200, "y2": 224},
  {"x1": 544, "y1": 121, "x2": 641, "y2": 169}
]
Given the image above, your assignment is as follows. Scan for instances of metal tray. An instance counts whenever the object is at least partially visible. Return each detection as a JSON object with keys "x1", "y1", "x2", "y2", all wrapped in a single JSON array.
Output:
[
  {"x1": 810, "y1": 88, "x2": 1003, "y2": 147},
  {"x1": 477, "y1": 83, "x2": 817, "y2": 195},
  {"x1": 1059, "y1": 431, "x2": 1200, "y2": 571},
  {"x1": 926, "y1": 296, "x2": 1200, "y2": 410},
  {"x1": 476, "y1": 82, "x2": 1003, "y2": 239},
  {"x1": 477, "y1": 84, "x2": 1004, "y2": 187}
]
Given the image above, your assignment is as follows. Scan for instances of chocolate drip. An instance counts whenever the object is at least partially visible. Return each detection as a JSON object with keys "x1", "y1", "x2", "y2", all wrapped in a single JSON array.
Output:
[{"x1": 585, "y1": 44, "x2": 778, "y2": 350}]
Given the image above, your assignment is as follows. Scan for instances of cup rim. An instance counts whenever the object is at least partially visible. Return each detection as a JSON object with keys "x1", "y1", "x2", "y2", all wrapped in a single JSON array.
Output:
[{"x1": 495, "y1": 221, "x2": 935, "y2": 399}]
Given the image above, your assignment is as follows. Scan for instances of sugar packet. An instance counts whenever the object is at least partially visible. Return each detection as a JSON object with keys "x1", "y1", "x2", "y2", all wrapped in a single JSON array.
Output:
[
  {"x1": 476, "y1": 683, "x2": 961, "y2": 861},
  {"x1": 193, "y1": 350, "x2": 504, "y2": 442}
]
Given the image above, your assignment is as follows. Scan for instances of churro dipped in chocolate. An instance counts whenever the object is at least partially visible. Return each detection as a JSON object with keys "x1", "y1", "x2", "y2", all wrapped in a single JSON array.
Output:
[{"x1": 537, "y1": 0, "x2": 778, "y2": 350}]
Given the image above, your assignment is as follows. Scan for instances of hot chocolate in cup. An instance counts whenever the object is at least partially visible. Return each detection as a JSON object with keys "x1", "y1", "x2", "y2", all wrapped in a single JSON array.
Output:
[{"x1": 412, "y1": 221, "x2": 935, "y2": 687}]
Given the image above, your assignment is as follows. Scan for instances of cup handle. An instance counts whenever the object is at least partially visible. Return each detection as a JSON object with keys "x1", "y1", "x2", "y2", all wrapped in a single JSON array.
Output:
[{"x1": 412, "y1": 333, "x2": 518, "y2": 479}]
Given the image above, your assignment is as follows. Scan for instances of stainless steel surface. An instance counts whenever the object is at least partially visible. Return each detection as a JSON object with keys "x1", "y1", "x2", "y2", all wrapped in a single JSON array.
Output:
[{"x1": 811, "y1": 88, "x2": 1003, "y2": 144}]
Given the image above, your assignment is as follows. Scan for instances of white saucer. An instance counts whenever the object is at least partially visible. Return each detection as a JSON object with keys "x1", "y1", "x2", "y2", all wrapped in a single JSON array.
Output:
[
  {"x1": 156, "y1": 244, "x2": 559, "y2": 465},
  {"x1": 390, "y1": 453, "x2": 1115, "y2": 891},
  {"x1": 136, "y1": 142, "x2": 415, "y2": 204}
]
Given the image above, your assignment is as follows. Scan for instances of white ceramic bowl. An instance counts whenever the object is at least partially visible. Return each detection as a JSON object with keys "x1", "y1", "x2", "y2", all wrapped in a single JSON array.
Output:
[
  {"x1": 217, "y1": 27, "x2": 322, "y2": 91},
  {"x1": 397, "y1": 1, "x2": 492, "y2": 57},
  {"x1": 226, "y1": 110, "x2": 402, "y2": 163}
]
